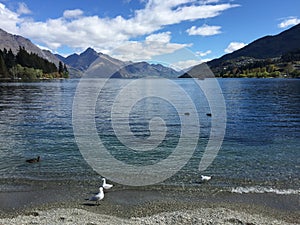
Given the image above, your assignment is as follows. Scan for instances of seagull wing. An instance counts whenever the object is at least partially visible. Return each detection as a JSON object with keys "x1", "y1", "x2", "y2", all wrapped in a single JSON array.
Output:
[{"x1": 89, "y1": 195, "x2": 99, "y2": 201}]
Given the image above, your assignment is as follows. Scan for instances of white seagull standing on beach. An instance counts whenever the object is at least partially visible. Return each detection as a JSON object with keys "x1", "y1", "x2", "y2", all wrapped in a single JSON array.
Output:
[
  {"x1": 201, "y1": 175, "x2": 212, "y2": 181},
  {"x1": 89, "y1": 187, "x2": 104, "y2": 204},
  {"x1": 102, "y1": 178, "x2": 113, "y2": 190}
]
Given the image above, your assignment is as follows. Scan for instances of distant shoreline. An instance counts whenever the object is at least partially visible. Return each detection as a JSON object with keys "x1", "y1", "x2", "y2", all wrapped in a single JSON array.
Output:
[
  {"x1": 0, "y1": 77, "x2": 67, "y2": 82},
  {"x1": 0, "y1": 77, "x2": 299, "y2": 82}
]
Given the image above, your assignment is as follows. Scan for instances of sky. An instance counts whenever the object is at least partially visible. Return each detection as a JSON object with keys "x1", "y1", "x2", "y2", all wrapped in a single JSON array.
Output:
[{"x1": 0, "y1": 0, "x2": 299, "y2": 69}]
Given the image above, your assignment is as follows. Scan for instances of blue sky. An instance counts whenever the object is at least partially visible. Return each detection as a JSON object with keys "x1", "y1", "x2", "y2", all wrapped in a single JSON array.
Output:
[{"x1": 0, "y1": 0, "x2": 299, "y2": 69}]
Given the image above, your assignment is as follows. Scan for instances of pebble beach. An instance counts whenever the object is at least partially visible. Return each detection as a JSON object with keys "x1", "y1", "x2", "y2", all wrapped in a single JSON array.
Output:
[
  {"x1": 0, "y1": 206, "x2": 298, "y2": 225},
  {"x1": 0, "y1": 184, "x2": 299, "y2": 225}
]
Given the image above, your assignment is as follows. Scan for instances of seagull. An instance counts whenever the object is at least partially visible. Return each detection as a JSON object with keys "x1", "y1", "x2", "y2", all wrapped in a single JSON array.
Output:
[
  {"x1": 26, "y1": 156, "x2": 40, "y2": 163},
  {"x1": 201, "y1": 175, "x2": 212, "y2": 181},
  {"x1": 89, "y1": 187, "x2": 104, "y2": 204},
  {"x1": 102, "y1": 178, "x2": 113, "y2": 190}
]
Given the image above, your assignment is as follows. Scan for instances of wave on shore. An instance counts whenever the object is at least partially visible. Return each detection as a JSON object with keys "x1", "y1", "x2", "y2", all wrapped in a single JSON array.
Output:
[{"x1": 231, "y1": 186, "x2": 299, "y2": 195}]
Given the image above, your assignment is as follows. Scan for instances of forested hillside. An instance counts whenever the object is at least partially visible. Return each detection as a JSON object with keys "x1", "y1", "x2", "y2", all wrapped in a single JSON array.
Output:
[
  {"x1": 0, "y1": 47, "x2": 68, "y2": 80},
  {"x1": 211, "y1": 50, "x2": 300, "y2": 78}
]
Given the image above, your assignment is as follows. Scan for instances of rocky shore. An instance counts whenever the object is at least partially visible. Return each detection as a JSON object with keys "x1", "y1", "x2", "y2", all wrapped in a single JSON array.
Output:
[
  {"x1": 0, "y1": 182, "x2": 299, "y2": 225},
  {"x1": 0, "y1": 206, "x2": 298, "y2": 225}
]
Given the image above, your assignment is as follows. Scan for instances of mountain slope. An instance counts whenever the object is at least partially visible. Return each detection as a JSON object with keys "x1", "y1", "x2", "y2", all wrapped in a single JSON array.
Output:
[
  {"x1": 57, "y1": 48, "x2": 100, "y2": 71},
  {"x1": 57, "y1": 48, "x2": 127, "y2": 78},
  {"x1": 179, "y1": 63, "x2": 215, "y2": 79},
  {"x1": 208, "y1": 24, "x2": 300, "y2": 67},
  {"x1": 84, "y1": 52, "x2": 127, "y2": 78},
  {"x1": 112, "y1": 62, "x2": 181, "y2": 78},
  {"x1": 0, "y1": 28, "x2": 59, "y2": 65},
  {"x1": 181, "y1": 24, "x2": 300, "y2": 78}
]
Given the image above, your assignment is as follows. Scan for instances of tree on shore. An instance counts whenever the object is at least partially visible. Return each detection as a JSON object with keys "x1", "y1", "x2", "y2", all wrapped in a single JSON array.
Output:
[
  {"x1": 58, "y1": 61, "x2": 69, "y2": 78},
  {"x1": 58, "y1": 61, "x2": 64, "y2": 74},
  {"x1": 0, "y1": 46, "x2": 64, "y2": 80},
  {"x1": 0, "y1": 53, "x2": 9, "y2": 78}
]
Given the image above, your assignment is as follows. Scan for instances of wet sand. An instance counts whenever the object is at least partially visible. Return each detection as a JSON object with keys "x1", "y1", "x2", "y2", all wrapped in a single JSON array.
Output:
[{"x1": 0, "y1": 181, "x2": 299, "y2": 224}]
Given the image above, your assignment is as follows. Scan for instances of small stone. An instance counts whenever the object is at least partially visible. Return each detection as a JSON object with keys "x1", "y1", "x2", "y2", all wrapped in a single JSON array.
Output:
[{"x1": 25, "y1": 212, "x2": 39, "y2": 217}]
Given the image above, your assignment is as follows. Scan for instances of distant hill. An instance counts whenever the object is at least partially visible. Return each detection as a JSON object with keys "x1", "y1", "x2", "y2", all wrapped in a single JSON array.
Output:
[
  {"x1": 208, "y1": 24, "x2": 300, "y2": 67},
  {"x1": 181, "y1": 24, "x2": 300, "y2": 78},
  {"x1": 0, "y1": 28, "x2": 60, "y2": 65},
  {"x1": 56, "y1": 48, "x2": 105, "y2": 77},
  {"x1": 58, "y1": 47, "x2": 181, "y2": 78},
  {"x1": 56, "y1": 48, "x2": 100, "y2": 72},
  {"x1": 83, "y1": 50, "x2": 127, "y2": 78},
  {"x1": 178, "y1": 63, "x2": 215, "y2": 79},
  {"x1": 57, "y1": 48, "x2": 128, "y2": 78},
  {"x1": 112, "y1": 61, "x2": 181, "y2": 78}
]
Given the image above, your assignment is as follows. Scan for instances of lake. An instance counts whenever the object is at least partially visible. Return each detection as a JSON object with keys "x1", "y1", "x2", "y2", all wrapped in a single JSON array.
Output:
[{"x1": 0, "y1": 78, "x2": 299, "y2": 195}]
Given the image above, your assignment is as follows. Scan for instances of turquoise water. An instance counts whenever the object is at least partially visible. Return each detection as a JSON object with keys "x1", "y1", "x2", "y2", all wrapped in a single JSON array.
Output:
[{"x1": 0, "y1": 79, "x2": 299, "y2": 194}]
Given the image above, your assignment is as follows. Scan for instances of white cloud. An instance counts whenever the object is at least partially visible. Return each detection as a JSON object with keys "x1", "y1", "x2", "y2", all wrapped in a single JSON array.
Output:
[
  {"x1": 145, "y1": 32, "x2": 171, "y2": 43},
  {"x1": 0, "y1": 1, "x2": 239, "y2": 61},
  {"x1": 63, "y1": 9, "x2": 83, "y2": 18},
  {"x1": 196, "y1": 50, "x2": 212, "y2": 57},
  {"x1": 278, "y1": 17, "x2": 300, "y2": 28},
  {"x1": 225, "y1": 42, "x2": 246, "y2": 53},
  {"x1": 110, "y1": 32, "x2": 190, "y2": 62},
  {"x1": 0, "y1": 3, "x2": 21, "y2": 34},
  {"x1": 172, "y1": 59, "x2": 204, "y2": 70},
  {"x1": 17, "y1": 2, "x2": 31, "y2": 15},
  {"x1": 36, "y1": 44, "x2": 52, "y2": 51},
  {"x1": 187, "y1": 24, "x2": 221, "y2": 36},
  {"x1": 200, "y1": 0, "x2": 220, "y2": 4}
]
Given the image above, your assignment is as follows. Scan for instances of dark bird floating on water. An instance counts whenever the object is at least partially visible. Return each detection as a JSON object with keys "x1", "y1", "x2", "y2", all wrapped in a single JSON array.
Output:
[
  {"x1": 206, "y1": 113, "x2": 212, "y2": 117},
  {"x1": 26, "y1": 156, "x2": 40, "y2": 163}
]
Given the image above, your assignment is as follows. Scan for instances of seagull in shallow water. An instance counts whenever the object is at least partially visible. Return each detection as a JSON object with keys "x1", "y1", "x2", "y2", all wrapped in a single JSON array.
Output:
[
  {"x1": 102, "y1": 178, "x2": 113, "y2": 190},
  {"x1": 26, "y1": 156, "x2": 40, "y2": 163},
  {"x1": 201, "y1": 175, "x2": 212, "y2": 181},
  {"x1": 89, "y1": 187, "x2": 104, "y2": 204}
]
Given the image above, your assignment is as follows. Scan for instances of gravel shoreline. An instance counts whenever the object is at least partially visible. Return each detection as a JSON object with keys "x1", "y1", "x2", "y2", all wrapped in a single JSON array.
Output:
[
  {"x1": 0, "y1": 206, "x2": 298, "y2": 225},
  {"x1": 0, "y1": 183, "x2": 299, "y2": 225}
]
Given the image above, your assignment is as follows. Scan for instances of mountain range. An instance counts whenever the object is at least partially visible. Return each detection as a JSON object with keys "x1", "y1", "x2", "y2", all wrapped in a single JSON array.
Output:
[
  {"x1": 56, "y1": 48, "x2": 181, "y2": 78},
  {"x1": 1, "y1": 24, "x2": 300, "y2": 79}
]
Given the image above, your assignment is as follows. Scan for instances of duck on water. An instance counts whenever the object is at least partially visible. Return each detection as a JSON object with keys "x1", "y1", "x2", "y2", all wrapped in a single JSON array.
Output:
[{"x1": 26, "y1": 156, "x2": 40, "y2": 163}]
